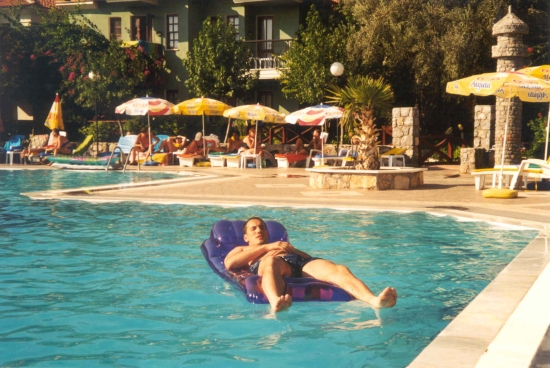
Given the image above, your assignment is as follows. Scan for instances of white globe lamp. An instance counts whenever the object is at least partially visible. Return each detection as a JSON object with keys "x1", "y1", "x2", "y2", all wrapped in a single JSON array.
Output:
[{"x1": 330, "y1": 62, "x2": 344, "y2": 77}]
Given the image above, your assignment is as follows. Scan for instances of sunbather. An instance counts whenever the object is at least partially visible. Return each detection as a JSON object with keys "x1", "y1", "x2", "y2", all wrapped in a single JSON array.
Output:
[
  {"x1": 45, "y1": 129, "x2": 73, "y2": 156},
  {"x1": 129, "y1": 127, "x2": 160, "y2": 164},
  {"x1": 185, "y1": 132, "x2": 206, "y2": 155},
  {"x1": 226, "y1": 131, "x2": 243, "y2": 153},
  {"x1": 224, "y1": 217, "x2": 398, "y2": 312}
]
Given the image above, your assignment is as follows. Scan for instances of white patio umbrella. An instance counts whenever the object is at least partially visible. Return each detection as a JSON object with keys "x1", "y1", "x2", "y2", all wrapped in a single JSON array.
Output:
[
  {"x1": 286, "y1": 104, "x2": 344, "y2": 165},
  {"x1": 115, "y1": 96, "x2": 174, "y2": 163}
]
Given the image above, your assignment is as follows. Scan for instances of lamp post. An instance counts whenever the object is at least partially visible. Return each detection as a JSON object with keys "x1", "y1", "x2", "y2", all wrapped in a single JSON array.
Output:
[
  {"x1": 88, "y1": 71, "x2": 99, "y2": 156},
  {"x1": 330, "y1": 62, "x2": 345, "y2": 146},
  {"x1": 330, "y1": 62, "x2": 344, "y2": 77}
]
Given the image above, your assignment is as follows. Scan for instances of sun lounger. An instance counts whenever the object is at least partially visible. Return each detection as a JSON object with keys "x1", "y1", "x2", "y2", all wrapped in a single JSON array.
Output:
[
  {"x1": 224, "y1": 154, "x2": 241, "y2": 168},
  {"x1": 177, "y1": 153, "x2": 204, "y2": 167},
  {"x1": 2, "y1": 134, "x2": 25, "y2": 164},
  {"x1": 380, "y1": 147, "x2": 407, "y2": 167},
  {"x1": 311, "y1": 149, "x2": 354, "y2": 167},
  {"x1": 471, "y1": 167, "x2": 520, "y2": 190},
  {"x1": 510, "y1": 158, "x2": 550, "y2": 190},
  {"x1": 274, "y1": 153, "x2": 308, "y2": 168}
]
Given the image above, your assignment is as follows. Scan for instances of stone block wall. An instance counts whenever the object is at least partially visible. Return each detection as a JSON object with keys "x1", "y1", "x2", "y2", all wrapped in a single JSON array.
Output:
[
  {"x1": 474, "y1": 105, "x2": 495, "y2": 150},
  {"x1": 391, "y1": 107, "x2": 419, "y2": 166},
  {"x1": 460, "y1": 148, "x2": 488, "y2": 174}
]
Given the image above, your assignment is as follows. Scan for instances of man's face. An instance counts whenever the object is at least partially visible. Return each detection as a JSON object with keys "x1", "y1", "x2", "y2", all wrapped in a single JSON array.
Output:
[
  {"x1": 249, "y1": 129, "x2": 255, "y2": 137},
  {"x1": 313, "y1": 131, "x2": 319, "y2": 139},
  {"x1": 243, "y1": 219, "x2": 268, "y2": 246}
]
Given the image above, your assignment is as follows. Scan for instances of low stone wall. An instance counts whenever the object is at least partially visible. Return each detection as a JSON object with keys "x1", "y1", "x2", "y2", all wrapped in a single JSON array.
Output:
[{"x1": 308, "y1": 168, "x2": 426, "y2": 190}]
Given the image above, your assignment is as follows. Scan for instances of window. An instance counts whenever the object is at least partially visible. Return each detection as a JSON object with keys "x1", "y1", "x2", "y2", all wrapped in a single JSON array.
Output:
[
  {"x1": 130, "y1": 15, "x2": 151, "y2": 41},
  {"x1": 227, "y1": 15, "x2": 239, "y2": 40},
  {"x1": 257, "y1": 16, "x2": 273, "y2": 57},
  {"x1": 166, "y1": 14, "x2": 178, "y2": 50},
  {"x1": 258, "y1": 91, "x2": 273, "y2": 108},
  {"x1": 166, "y1": 90, "x2": 179, "y2": 104},
  {"x1": 109, "y1": 17, "x2": 121, "y2": 40}
]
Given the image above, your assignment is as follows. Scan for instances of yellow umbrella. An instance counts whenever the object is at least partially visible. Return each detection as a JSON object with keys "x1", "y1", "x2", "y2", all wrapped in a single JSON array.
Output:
[
  {"x1": 223, "y1": 104, "x2": 286, "y2": 153},
  {"x1": 44, "y1": 93, "x2": 64, "y2": 130},
  {"x1": 517, "y1": 65, "x2": 550, "y2": 160},
  {"x1": 447, "y1": 71, "x2": 550, "y2": 196},
  {"x1": 172, "y1": 97, "x2": 232, "y2": 152},
  {"x1": 223, "y1": 103, "x2": 286, "y2": 124}
]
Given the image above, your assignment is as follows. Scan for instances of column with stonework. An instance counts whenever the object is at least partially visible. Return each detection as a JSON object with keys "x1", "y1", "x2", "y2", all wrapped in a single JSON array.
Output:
[
  {"x1": 491, "y1": 7, "x2": 528, "y2": 165},
  {"x1": 391, "y1": 107, "x2": 419, "y2": 166}
]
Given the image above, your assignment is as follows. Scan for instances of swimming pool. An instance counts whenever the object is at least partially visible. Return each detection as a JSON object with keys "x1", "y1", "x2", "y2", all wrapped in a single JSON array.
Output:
[{"x1": 0, "y1": 170, "x2": 538, "y2": 367}]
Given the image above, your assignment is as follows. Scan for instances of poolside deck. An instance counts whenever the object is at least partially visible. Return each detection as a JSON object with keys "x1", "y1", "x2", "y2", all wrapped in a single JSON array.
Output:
[{"x1": 7, "y1": 163, "x2": 550, "y2": 368}]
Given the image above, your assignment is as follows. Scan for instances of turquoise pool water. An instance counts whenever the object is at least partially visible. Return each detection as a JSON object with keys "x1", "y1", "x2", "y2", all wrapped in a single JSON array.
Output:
[{"x1": 0, "y1": 170, "x2": 538, "y2": 367}]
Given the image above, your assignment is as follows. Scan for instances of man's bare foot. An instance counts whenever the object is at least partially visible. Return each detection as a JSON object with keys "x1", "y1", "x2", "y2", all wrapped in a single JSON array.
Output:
[
  {"x1": 371, "y1": 287, "x2": 397, "y2": 308},
  {"x1": 271, "y1": 294, "x2": 292, "y2": 312}
]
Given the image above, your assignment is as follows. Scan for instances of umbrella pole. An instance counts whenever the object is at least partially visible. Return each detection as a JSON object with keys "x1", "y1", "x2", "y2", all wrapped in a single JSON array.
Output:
[
  {"x1": 225, "y1": 117, "x2": 231, "y2": 144},
  {"x1": 148, "y1": 113, "x2": 153, "y2": 162},
  {"x1": 545, "y1": 102, "x2": 550, "y2": 161},
  {"x1": 202, "y1": 112, "x2": 206, "y2": 156},
  {"x1": 498, "y1": 97, "x2": 512, "y2": 189}
]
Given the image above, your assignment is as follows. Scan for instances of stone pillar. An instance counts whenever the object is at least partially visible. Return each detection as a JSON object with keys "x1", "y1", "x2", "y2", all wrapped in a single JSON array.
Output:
[
  {"x1": 473, "y1": 105, "x2": 495, "y2": 150},
  {"x1": 492, "y1": 7, "x2": 528, "y2": 165},
  {"x1": 391, "y1": 107, "x2": 419, "y2": 166},
  {"x1": 460, "y1": 148, "x2": 487, "y2": 174}
]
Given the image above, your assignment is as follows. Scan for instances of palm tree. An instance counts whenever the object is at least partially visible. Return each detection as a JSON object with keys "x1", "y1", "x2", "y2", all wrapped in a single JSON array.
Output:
[{"x1": 325, "y1": 76, "x2": 393, "y2": 170}]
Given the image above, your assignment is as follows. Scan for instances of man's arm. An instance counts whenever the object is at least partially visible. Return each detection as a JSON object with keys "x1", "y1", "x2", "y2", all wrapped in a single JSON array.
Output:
[
  {"x1": 224, "y1": 245, "x2": 269, "y2": 271},
  {"x1": 224, "y1": 241, "x2": 308, "y2": 271}
]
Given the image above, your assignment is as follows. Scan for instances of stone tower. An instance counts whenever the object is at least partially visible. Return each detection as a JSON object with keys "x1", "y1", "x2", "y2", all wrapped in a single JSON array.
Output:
[{"x1": 491, "y1": 6, "x2": 529, "y2": 165}]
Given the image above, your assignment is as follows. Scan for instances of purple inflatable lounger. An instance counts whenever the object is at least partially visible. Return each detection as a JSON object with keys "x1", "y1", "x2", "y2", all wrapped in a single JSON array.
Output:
[{"x1": 201, "y1": 220, "x2": 354, "y2": 304}]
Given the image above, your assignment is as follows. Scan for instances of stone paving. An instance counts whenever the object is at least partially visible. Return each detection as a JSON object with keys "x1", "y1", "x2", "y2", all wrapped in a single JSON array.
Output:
[{"x1": 7, "y1": 163, "x2": 550, "y2": 367}]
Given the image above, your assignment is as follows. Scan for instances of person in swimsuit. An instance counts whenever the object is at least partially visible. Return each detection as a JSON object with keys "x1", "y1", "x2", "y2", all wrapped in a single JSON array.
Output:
[
  {"x1": 224, "y1": 217, "x2": 398, "y2": 312},
  {"x1": 45, "y1": 129, "x2": 73, "y2": 155},
  {"x1": 185, "y1": 132, "x2": 205, "y2": 155},
  {"x1": 129, "y1": 127, "x2": 160, "y2": 164},
  {"x1": 226, "y1": 131, "x2": 243, "y2": 154}
]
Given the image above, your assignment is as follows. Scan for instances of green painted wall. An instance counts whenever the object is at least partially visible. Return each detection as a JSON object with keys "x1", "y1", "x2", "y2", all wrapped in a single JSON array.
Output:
[{"x1": 79, "y1": 0, "x2": 304, "y2": 112}]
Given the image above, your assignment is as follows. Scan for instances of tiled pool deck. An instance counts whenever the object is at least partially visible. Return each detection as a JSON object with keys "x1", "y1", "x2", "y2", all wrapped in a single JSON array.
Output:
[{"x1": 7, "y1": 164, "x2": 550, "y2": 367}]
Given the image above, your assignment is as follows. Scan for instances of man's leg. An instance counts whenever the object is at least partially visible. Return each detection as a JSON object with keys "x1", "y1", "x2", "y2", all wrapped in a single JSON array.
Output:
[
  {"x1": 258, "y1": 256, "x2": 293, "y2": 312},
  {"x1": 302, "y1": 259, "x2": 397, "y2": 308}
]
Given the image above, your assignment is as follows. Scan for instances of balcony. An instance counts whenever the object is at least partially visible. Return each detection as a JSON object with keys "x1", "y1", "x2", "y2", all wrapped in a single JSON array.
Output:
[
  {"x1": 243, "y1": 39, "x2": 291, "y2": 79},
  {"x1": 55, "y1": 0, "x2": 99, "y2": 9}
]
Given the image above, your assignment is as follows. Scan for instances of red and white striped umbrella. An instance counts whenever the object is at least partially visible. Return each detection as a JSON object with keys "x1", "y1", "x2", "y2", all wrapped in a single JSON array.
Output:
[
  {"x1": 115, "y1": 96, "x2": 174, "y2": 156},
  {"x1": 115, "y1": 96, "x2": 174, "y2": 116},
  {"x1": 285, "y1": 104, "x2": 343, "y2": 126}
]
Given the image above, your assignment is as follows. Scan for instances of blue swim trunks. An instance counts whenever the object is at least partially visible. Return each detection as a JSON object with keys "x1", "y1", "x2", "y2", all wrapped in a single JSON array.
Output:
[{"x1": 249, "y1": 254, "x2": 318, "y2": 278}]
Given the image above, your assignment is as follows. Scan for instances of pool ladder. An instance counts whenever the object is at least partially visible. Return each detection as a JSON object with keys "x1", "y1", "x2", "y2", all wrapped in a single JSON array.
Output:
[{"x1": 105, "y1": 146, "x2": 142, "y2": 172}]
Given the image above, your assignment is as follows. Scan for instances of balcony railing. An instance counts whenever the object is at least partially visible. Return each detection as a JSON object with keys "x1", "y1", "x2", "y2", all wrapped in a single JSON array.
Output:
[{"x1": 243, "y1": 39, "x2": 292, "y2": 70}]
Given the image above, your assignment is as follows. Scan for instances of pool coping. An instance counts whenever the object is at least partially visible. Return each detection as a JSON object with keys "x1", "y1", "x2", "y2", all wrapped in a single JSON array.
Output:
[{"x1": 12, "y1": 165, "x2": 550, "y2": 367}]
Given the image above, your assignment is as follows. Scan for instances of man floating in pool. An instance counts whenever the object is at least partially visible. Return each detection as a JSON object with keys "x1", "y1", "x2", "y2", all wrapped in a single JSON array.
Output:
[{"x1": 224, "y1": 217, "x2": 398, "y2": 312}]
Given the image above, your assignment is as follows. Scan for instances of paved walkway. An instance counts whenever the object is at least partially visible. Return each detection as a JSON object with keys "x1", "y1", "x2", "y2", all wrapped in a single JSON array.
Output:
[{"x1": 9, "y1": 163, "x2": 550, "y2": 367}]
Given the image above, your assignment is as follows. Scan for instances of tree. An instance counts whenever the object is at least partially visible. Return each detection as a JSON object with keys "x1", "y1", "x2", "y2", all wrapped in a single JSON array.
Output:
[
  {"x1": 325, "y1": 76, "x2": 394, "y2": 169},
  {"x1": 342, "y1": 0, "x2": 549, "y2": 135},
  {"x1": 183, "y1": 18, "x2": 258, "y2": 101},
  {"x1": 279, "y1": 5, "x2": 353, "y2": 105},
  {"x1": 0, "y1": 7, "x2": 166, "y2": 138}
]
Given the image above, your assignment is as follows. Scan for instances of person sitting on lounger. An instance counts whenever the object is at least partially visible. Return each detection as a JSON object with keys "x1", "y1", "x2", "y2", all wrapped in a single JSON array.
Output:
[
  {"x1": 45, "y1": 129, "x2": 73, "y2": 156},
  {"x1": 185, "y1": 132, "x2": 206, "y2": 155},
  {"x1": 157, "y1": 135, "x2": 187, "y2": 153},
  {"x1": 129, "y1": 127, "x2": 160, "y2": 164},
  {"x1": 224, "y1": 217, "x2": 398, "y2": 312},
  {"x1": 240, "y1": 127, "x2": 261, "y2": 155},
  {"x1": 226, "y1": 131, "x2": 244, "y2": 154}
]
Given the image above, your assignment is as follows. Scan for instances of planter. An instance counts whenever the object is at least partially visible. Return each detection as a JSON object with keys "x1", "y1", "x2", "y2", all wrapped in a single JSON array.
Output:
[{"x1": 307, "y1": 167, "x2": 426, "y2": 190}]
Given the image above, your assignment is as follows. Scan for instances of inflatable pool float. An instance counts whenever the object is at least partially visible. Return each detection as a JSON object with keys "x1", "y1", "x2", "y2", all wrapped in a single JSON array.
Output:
[
  {"x1": 482, "y1": 188, "x2": 518, "y2": 199},
  {"x1": 201, "y1": 220, "x2": 354, "y2": 304}
]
